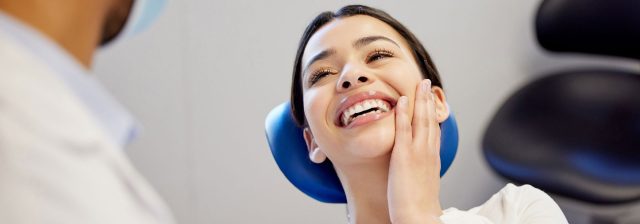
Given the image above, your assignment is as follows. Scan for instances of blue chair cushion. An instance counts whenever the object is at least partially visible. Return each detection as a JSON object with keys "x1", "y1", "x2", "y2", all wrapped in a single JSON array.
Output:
[{"x1": 265, "y1": 101, "x2": 459, "y2": 203}]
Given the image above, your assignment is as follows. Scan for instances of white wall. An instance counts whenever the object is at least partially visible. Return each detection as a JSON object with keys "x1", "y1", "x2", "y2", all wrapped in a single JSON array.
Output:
[{"x1": 94, "y1": 1, "x2": 640, "y2": 223}]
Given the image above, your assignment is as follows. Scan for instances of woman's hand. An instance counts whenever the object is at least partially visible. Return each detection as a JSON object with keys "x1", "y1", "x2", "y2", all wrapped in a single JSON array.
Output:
[{"x1": 387, "y1": 79, "x2": 443, "y2": 224}]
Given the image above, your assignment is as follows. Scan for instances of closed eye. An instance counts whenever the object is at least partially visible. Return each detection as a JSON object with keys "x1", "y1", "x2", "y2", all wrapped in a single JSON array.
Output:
[
  {"x1": 308, "y1": 68, "x2": 336, "y2": 86},
  {"x1": 366, "y1": 49, "x2": 394, "y2": 63}
]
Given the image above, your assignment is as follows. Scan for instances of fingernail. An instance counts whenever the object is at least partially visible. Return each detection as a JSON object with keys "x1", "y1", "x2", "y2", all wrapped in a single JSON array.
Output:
[
  {"x1": 398, "y1": 96, "x2": 407, "y2": 106},
  {"x1": 421, "y1": 80, "x2": 427, "y2": 92},
  {"x1": 422, "y1": 79, "x2": 431, "y2": 93}
]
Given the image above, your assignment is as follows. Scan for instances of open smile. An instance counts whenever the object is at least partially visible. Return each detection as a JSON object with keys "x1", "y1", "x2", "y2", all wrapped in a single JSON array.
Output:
[{"x1": 335, "y1": 90, "x2": 397, "y2": 128}]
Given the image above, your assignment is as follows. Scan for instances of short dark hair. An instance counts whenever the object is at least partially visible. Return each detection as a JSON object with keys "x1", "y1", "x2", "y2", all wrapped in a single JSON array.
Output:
[{"x1": 290, "y1": 5, "x2": 443, "y2": 127}]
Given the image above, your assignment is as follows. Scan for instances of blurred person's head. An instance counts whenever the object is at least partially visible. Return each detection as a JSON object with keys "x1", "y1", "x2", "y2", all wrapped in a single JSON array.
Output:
[
  {"x1": 0, "y1": 0, "x2": 158, "y2": 67},
  {"x1": 101, "y1": 0, "x2": 135, "y2": 45}
]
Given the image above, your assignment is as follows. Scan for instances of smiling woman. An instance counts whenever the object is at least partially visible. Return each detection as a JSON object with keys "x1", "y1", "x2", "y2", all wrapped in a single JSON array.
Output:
[{"x1": 285, "y1": 5, "x2": 568, "y2": 224}]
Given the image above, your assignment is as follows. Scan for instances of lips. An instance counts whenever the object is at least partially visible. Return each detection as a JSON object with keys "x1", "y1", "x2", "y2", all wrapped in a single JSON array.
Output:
[{"x1": 335, "y1": 90, "x2": 397, "y2": 127}]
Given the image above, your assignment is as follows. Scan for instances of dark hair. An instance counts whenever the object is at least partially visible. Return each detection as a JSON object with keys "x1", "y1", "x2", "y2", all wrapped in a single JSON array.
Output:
[{"x1": 290, "y1": 5, "x2": 443, "y2": 127}]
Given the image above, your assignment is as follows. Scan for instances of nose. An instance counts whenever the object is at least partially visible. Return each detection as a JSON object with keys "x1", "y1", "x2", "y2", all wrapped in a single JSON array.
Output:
[{"x1": 337, "y1": 71, "x2": 372, "y2": 92}]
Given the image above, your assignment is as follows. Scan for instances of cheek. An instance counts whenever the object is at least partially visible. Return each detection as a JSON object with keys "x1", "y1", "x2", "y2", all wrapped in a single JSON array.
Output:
[
  {"x1": 380, "y1": 61, "x2": 423, "y2": 96},
  {"x1": 303, "y1": 88, "x2": 331, "y2": 127},
  {"x1": 303, "y1": 87, "x2": 339, "y2": 146},
  {"x1": 303, "y1": 87, "x2": 343, "y2": 159}
]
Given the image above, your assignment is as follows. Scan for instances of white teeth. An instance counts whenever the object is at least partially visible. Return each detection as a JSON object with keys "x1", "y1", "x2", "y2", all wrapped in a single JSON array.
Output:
[
  {"x1": 381, "y1": 102, "x2": 389, "y2": 111},
  {"x1": 355, "y1": 104, "x2": 363, "y2": 113},
  {"x1": 342, "y1": 113, "x2": 349, "y2": 127},
  {"x1": 340, "y1": 99, "x2": 391, "y2": 126}
]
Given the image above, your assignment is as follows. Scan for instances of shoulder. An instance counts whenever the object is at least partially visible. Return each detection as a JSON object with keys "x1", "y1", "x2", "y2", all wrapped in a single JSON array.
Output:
[
  {"x1": 490, "y1": 183, "x2": 554, "y2": 206},
  {"x1": 442, "y1": 184, "x2": 568, "y2": 224},
  {"x1": 466, "y1": 183, "x2": 558, "y2": 208},
  {"x1": 473, "y1": 184, "x2": 568, "y2": 223}
]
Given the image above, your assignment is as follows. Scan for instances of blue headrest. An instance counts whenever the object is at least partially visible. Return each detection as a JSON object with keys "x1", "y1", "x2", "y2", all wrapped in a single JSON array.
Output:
[{"x1": 265, "y1": 102, "x2": 458, "y2": 203}]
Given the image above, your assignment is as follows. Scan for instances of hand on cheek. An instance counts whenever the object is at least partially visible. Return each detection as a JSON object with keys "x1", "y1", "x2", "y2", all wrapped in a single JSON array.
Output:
[{"x1": 387, "y1": 79, "x2": 443, "y2": 224}]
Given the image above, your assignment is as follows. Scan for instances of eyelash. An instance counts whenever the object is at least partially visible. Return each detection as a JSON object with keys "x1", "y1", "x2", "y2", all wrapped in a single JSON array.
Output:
[
  {"x1": 307, "y1": 49, "x2": 395, "y2": 86},
  {"x1": 366, "y1": 48, "x2": 394, "y2": 63},
  {"x1": 309, "y1": 68, "x2": 336, "y2": 85}
]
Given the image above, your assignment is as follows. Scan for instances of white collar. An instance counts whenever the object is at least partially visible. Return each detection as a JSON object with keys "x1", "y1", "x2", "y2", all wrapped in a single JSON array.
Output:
[{"x1": 0, "y1": 11, "x2": 139, "y2": 148}]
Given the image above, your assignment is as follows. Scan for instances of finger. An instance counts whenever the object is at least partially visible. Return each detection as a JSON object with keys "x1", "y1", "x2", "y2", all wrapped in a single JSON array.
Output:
[
  {"x1": 394, "y1": 96, "x2": 412, "y2": 148},
  {"x1": 412, "y1": 79, "x2": 432, "y2": 147},
  {"x1": 431, "y1": 125, "x2": 442, "y2": 173},
  {"x1": 426, "y1": 85, "x2": 441, "y2": 158},
  {"x1": 433, "y1": 125, "x2": 442, "y2": 170}
]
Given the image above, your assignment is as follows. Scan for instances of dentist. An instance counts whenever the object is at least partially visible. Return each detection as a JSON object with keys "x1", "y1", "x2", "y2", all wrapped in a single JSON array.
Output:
[{"x1": 0, "y1": 0, "x2": 174, "y2": 223}]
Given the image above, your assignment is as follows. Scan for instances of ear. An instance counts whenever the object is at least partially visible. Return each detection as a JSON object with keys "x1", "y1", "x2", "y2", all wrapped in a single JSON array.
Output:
[
  {"x1": 431, "y1": 86, "x2": 450, "y2": 123},
  {"x1": 303, "y1": 128, "x2": 327, "y2": 164}
]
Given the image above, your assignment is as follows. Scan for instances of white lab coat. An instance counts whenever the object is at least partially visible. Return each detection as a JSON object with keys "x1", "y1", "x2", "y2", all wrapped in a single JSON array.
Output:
[{"x1": 0, "y1": 27, "x2": 175, "y2": 223}]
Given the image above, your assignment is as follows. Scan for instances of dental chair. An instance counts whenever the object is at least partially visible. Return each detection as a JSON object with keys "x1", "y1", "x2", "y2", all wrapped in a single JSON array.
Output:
[
  {"x1": 265, "y1": 102, "x2": 459, "y2": 203},
  {"x1": 482, "y1": 0, "x2": 640, "y2": 223}
]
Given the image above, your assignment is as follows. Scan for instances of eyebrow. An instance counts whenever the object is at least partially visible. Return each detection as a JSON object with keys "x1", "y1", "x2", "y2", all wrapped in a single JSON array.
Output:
[
  {"x1": 303, "y1": 49, "x2": 336, "y2": 76},
  {"x1": 302, "y1": 35, "x2": 399, "y2": 76},
  {"x1": 353, "y1": 35, "x2": 399, "y2": 49}
]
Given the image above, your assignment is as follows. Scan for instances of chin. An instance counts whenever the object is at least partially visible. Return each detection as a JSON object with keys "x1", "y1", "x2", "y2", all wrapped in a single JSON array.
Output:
[{"x1": 344, "y1": 116, "x2": 395, "y2": 159}]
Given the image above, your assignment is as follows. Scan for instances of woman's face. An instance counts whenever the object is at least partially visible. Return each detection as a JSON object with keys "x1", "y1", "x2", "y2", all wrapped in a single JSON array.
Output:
[{"x1": 301, "y1": 15, "x2": 429, "y2": 166}]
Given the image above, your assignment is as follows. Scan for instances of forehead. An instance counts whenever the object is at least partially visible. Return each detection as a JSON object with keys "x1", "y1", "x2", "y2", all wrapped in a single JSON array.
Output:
[{"x1": 302, "y1": 15, "x2": 409, "y2": 63}]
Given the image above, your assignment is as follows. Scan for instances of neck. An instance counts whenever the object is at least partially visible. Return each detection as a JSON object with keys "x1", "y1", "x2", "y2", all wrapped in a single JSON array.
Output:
[
  {"x1": 0, "y1": 0, "x2": 109, "y2": 68},
  {"x1": 337, "y1": 156, "x2": 392, "y2": 224}
]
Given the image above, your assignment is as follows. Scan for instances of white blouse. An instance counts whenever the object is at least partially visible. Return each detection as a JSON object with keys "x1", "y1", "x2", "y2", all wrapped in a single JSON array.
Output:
[{"x1": 440, "y1": 184, "x2": 569, "y2": 224}]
